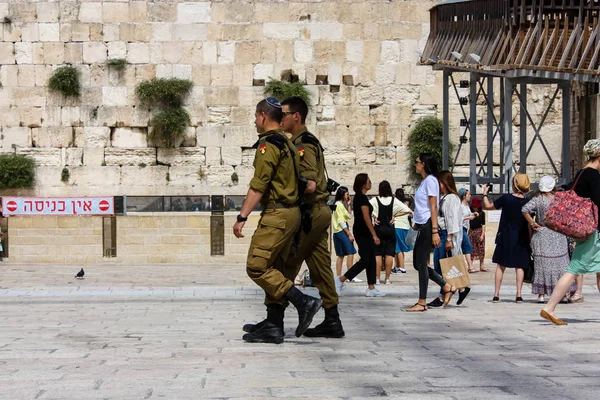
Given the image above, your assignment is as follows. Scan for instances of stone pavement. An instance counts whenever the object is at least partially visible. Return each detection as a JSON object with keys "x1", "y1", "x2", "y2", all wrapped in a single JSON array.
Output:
[{"x1": 1, "y1": 263, "x2": 600, "y2": 400}]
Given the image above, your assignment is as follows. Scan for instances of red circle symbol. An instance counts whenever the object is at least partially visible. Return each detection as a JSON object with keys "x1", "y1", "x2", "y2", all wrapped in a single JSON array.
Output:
[
  {"x1": 6, "y1": 200, "x2": 17, "y2": 213},
  {"x1": 98, "y1": 200, "x2": 110, "y2": 212}
]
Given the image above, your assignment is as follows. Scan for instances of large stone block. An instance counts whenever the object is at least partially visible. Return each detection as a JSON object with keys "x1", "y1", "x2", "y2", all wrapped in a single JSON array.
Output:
[
  {"x1": 204, "y1": 87, "x2": 238, "y2": 106},
  {"x1": 75, "y1": 127, "x2": 110, "y2": 148},
  {"x1": 15, "y1": 42, "x2": 33, "y2": 64},
  {"x1": 0, "y1": 43, "x2": 15, "y2": 64},
  {"x1": 294, "y1": 41, "x2": 313, "y2": 63},
  {"x1": 121, "y1": 165, "x2": 168, "y2": 187},
  {"x1": 39, "y1": 23, "x2": 60, "y2": 42},
  {"x1": 21, "y1": 23, "x2": 39, "y2": 41},
  {"x1": 217, "y1": 41, "x2": 235, "y2": 64},
  {"x1": 210, "y1": 65, "x2": 233, "y2": 86},
  {"x1": 206, "y1": 107, "x2": 231, "y2": 126},
  {"x1": 196, "y1": 126, "x2": 224, "y2": 147},
  {"x1": 323, "y1": 147, "x2": 356, "y2": 165},
  {"x1": 206, "y1": 165, "x2": 235, "y2": 186},
  {"x1": 16, "y1": 148, "x2": 62, "y2": 166},
  {"x1": 335, "y1": 106, "x2": 369, "y2": 126},
  {"x1": 223, "y1": 126, "x2": 257, "y2": 148},
  {"x1": 177, "y1": 2, "x2": 211, "y2": 23},
  {"x1": 263, "y1": 23, "x2": 300, "y2": 40},
  {"x1": 83, "y1": 147, "x2": 104, "y2": 166},
  {"x1": 31, "y1": 126, "x2": 71, "y2": 148},
  {"x1": 43, "y1": 43, "x2": 65, "y2": 64},
  {"x1": 346, "y1": 41, "x2": 364, "y2": 63},
  {"x1": 83, "y1": 42, "x2": 107, "y2": 64},
  {"x1": 2, "y1": 127, "x2": 31, "y2": 147},
  {"x1": 157, "y1": 148, "x2": 206, "y2": 166},
  {"x1": 167, "y1": 165, "x2": 204, "y2": 187},
  {"x1": 101, "y1": 87, "x2": 128, "y2": 108},
  {"x1": 111, "y1": 127, "x2": 147, "y2": 148},
  {"x1": 79, "y1": 3, "x2": 102, "y2": 23},
  {"x1": 356, "y1": 147, "x2": 376, "y2": 164},
  {"x1": 102, "y1": 3, "x2": 130, "y2": 23},
  {"x1": 221, "y1": 146, "x2": 242, "y2": 166},
  {"x1": 356, "y1": 86, "x2": 384, "y2": 107},
  {"x1": 375, "y1": 146, "x2": 396, "y2": 164},
  {"x1": 309, "y1": 23, "x2": 344, "y2": 40},
  {"x1": 174, "y1": 24, "x2": 207, "y2": 41},
  {"x1": 104, "y1": 148, "x2": 156, "y2": 166},
  {"x1": 205, "y1": 146, "x2": 221, "y2": 165},
  {"x1": 37, "y1": 3, "x2": 60, "y2": 23},
  {"x1": 64, "y1": 43, "x2": 83, "y2": 64},
  {"x1": 65, "y1": 148, "x2": 83, "y2": 167},
  {"x1": 127, "y1": 43, "x2": 150, "y2": 64}
]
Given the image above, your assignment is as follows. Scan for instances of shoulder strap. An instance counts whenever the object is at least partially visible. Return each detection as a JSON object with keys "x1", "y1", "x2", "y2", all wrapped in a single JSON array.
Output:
[
  {"x1": 571, "y1": 168, "x2": 586, "y2": 192},
  {"x1": 298, "y1": 131, "x2": 332, "y2": 180}
]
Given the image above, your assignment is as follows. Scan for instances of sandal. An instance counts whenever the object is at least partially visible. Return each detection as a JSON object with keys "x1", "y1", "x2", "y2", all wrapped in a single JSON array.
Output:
[
  {"x1": 479, "y1": 268, "x2": 489, "y2": 272},
  {"x1": 540, "y1": 309, "x2": 568, "y2": 326},
  {"x1": 468, "y1": 268, "x2": 478, "y2": 273},
  {"x1": 405, "y1": 303, "x2": 428, "y2": 312},
  {"x1": 442, "y1": 285, "x2": 458, "y2": 306},
  {"x1": 515, "y1": 297, "x2": 523, "y2": 303},
  {"x1": 569, "y1": 293, "x2": 584, "y2": 303}
]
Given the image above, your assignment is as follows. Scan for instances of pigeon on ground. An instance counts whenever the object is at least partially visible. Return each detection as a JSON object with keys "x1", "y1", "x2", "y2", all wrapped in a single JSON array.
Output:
[{"x1": 75, "y1": 268, "x2": 85, "y2": 279}]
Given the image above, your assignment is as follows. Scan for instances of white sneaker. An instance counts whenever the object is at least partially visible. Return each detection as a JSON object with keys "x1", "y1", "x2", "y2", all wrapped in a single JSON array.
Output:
[
  {"x1": 375, "y1": 279, "x2": 381, "y2": 285},
  {"x1": 334, "y1": 276, "x2": 344, "y2": 295},
  {"x1": 365, "y1": 288, "x2": 386, "y2": 297},
  {"x1": 399, "y1": 268, "x2": 407, "y2": 274},
  {"x1": 351, "y1": 277, "x2": 363, "y2": 283},
  {"x1": 385, "y1": 279, "x2": 392, "y2": 285}
]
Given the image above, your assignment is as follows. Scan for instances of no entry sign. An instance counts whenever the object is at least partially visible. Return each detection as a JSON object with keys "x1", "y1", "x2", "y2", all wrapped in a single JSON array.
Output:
[{"x1": 1, "y1": 197, "x2": 115, "y2": 216}]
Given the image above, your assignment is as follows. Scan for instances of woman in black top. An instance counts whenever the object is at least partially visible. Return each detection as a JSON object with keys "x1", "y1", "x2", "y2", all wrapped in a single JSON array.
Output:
[
  {"x1": 541, "y1": 139, "x2": 600, "y2": 325},
  {"x1": 338, "y1": 174, "x2": 386, "y2": 297}
]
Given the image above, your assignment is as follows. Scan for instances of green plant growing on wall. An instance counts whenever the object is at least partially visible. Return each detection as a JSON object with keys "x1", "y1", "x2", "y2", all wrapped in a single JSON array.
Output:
[
  {"x1": 0, "y1": 154, "x2": 35, "y2": 189},
  {"x1": 136, "y1": 78, "x2": 193, "y2": 107},
  {"x1": 48, "y1": 66, "x2": 80, "y2": 97},
  {"x1": 149, "y1": 108, "x2": 190, "y2": 148},
  {"x1": 198, "y1": 167, "x2": 207, "y2": 181},
  {"x1": 60, "y1": 167, "x2": 70, "y2": 183},
  {"x1": 231, "y1": 172, "x2": 239, "y2": 184},
  {"x1": 406, "y1": 116, "x2": 455, "y2": 182},
  {"x1": 136, "y1": 78, "x2": 193, "y2": 148},
  {"x1": 264, "y1": 79, "x2": 312, "y2": 106},
  {"x1": 107, "y1": 58, "x2": 127, "y2": 72}
]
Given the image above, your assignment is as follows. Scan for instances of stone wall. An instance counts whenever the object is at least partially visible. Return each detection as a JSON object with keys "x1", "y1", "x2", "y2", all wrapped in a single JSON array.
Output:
[
  {"x1": 0, "y1": 0, "x2": 570, "y2": 198},
  {"x1": 5, "y1": 213, "x2": 260, "y2": 264},
  {"x1": 3, "y1": 213, "x2": 501, "y2": 265}
]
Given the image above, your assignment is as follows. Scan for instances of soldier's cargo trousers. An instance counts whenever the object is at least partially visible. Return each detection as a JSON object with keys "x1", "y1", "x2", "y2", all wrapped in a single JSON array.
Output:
[
  {"x1": 273, "y1": 202, "x2": 339, "y2": 309},
  {"x1": 246, "y1": 207, "x2": 301, "y2": 303}
]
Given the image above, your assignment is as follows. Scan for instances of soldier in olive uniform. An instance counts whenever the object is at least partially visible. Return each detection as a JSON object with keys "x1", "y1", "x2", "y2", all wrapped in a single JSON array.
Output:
[
  {"x1": 243, "y1": 97, "x2": 345, "y2": 339},
  {"x1": 233, "y1": 98, "x2": 322, "y2": 344}
]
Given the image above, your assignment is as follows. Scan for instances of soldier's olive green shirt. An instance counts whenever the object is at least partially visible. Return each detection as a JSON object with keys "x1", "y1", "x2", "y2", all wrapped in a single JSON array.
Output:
[
  {"x1": 249, "y1": 129, "x2": 299, "y2": 209},
  {"x1": 291, "y1": 128, "x2": 329, "y2": 204}
]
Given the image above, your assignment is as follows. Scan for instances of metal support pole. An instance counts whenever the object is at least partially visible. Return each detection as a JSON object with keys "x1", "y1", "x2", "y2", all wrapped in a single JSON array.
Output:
[
  {"x1": 504, "y1": 79, "x2": 514, "y2": 191},
  {"x1": 562, "y1": 82, "x2": 572, "y2": 184},
  {"x1": 487, "y1": 77, "x2": 494, "y2": 180},
  {"x1": 499, "y1": 78, "x2": 505, "y2": 193},
  {"x1": 470, "y1": 73, "x2": 478, "y2": 194},
  {"x1": 519, "y1": 83, "x2": 527, "y2": 173},
  {"x1": 443, "y1": 70, "x2": 450, "y2": 170}
]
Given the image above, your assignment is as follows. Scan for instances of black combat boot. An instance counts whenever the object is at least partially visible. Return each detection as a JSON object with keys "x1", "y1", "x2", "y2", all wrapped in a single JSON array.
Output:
[
  {"x1": 242, "y1": 304, "x2": 284, "y2": 334},
  {"x1": 242, "y1": 304, "x2": 284, "y2": 344},
  {"x1": 284, "y1": 286, "x2": 323, "y2": 337},
  {"x1": 303, "y1": 305, "x2": 345, "y2": 338}
]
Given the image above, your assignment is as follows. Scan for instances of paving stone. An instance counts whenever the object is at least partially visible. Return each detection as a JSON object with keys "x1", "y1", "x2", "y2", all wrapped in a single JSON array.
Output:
[{"x1": 0, "y1": 264, "x2": 599, "y2": 399}]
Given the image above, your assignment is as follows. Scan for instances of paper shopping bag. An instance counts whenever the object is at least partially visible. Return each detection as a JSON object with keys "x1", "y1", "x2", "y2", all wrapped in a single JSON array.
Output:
[{"x1": 439, "y1": 254, "x2": 471, "y2": 289}]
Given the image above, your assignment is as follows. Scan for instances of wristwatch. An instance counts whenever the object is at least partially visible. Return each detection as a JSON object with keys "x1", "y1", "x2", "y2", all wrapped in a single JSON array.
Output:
[
  {"x1": 236, "y1": 214, "x2": 248, "y2": 222},
  {"x1": 446, "y1": 238, "x2": 452, "y2": 242}
]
